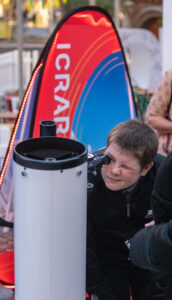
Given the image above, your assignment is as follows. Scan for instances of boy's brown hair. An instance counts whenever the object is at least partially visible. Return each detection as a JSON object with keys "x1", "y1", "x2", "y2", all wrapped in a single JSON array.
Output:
[{"x1": 107, "y1": 119, "x2": 158, "y2": 169}]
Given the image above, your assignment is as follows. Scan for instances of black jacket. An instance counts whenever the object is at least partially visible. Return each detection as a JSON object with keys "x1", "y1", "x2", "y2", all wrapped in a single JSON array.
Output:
[{"x1": 86, "y1": 154, "x2": 163, "y2": 296}]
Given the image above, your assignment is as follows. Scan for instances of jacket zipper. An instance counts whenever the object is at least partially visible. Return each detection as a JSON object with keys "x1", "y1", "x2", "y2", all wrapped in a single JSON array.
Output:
[{"x1": 126, "y1": 197, "x2": 130, "y2": 217}]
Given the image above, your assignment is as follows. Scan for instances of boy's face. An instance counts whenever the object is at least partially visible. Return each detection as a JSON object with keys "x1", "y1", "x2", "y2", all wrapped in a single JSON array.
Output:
[{"x1": 101, "y1": 142, "x2": 152, "y2": 191}]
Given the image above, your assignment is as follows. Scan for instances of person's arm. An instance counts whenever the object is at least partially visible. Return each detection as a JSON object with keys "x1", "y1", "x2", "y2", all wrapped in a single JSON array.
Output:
[
  {"x1": 145, "y1": 70, "x2": 172, "y2": 134},
  {"x1": 146, "y1": 116, "x2": 172, "y2": 134},
  {"x1": 129, "y1": 221, "x2": 172, "y2": 274}
]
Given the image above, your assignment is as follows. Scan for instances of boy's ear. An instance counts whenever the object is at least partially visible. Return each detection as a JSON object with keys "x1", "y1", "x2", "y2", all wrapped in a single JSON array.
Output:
[{"x1": 141, "y1": 162, "x2": 154, "y2": 176}]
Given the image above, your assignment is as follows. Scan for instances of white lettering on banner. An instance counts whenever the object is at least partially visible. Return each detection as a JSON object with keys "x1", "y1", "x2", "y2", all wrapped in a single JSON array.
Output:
[
  {"x1": 54, "y1": 95, "x2": 69, "y2": 115},
  {"x1": 55, "y1": 54, "x2": 70, "y2": 71},
  {"x1": 54, "y1": 74, "x2": 70, "y2": 93},
  {"x1": 57, "y1": 43, "x2": 71, "y2": 49},
  {"x1": 54, "y1": 43, "x2": 71, "y2": 135},
  {"x1": 54, "y1": 117, "x2": 70, "y2": 134}
]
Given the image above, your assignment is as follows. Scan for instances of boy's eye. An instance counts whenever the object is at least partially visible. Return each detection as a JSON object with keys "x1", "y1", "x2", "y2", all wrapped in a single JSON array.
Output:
[
  {"x1": 121, "y1": 164, "x2": 132, "y2": 170},
  {"x1": 122, "y1": 165, "x2": 130, "y2": 169},
  {"x1": 103, "y1": 155, "x2": 112, "y2": 165}
]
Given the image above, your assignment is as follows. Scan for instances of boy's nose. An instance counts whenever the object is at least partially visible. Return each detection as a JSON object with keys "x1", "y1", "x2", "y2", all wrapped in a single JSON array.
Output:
[{"x1": 111, "y1": 164, "x2": 121, "y2": 175}]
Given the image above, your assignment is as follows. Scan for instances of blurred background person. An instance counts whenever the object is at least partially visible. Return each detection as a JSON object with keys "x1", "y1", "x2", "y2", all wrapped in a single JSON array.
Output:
[
  {"x1": 145, "y1": 69, "x2": 172, "y2": 156},
  {"x1": 130, "y1": 151, "x2": 172, "y2": 299}
]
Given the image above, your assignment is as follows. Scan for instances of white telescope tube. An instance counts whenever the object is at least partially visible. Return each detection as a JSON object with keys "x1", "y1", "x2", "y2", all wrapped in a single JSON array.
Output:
[{"x1": 13, "y1": 137, "x2": 87, "y2": 300}]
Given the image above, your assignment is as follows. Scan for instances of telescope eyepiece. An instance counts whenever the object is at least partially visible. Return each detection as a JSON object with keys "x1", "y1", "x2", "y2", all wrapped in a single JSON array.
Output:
[{"x1": 40, "y1": 120, "x2": 56, "y2": 137}]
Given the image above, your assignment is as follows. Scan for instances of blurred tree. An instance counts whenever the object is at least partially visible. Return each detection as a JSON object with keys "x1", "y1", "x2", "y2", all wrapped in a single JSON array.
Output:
[
  {"x1": 96, "y1": 0, "x2": 113, "y2": 17},
  {"x1": 65, "y1": 0, "x2": 88, "y2": 11},
  {"x1": 65, "y1": 0, "x2": 114, "y2": 17}
]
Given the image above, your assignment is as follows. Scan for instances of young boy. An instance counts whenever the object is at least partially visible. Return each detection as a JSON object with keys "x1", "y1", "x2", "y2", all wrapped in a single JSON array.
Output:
[{"x1": 86, "y1": 119, "x2": 164, "y2": 300}]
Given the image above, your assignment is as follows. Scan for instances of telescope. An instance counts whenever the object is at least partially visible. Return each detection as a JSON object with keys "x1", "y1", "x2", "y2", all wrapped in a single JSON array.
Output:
[
  {"x1": 13, "y1": 120, "x2": 107, "y2": 300},
  {"x1": 13, "y1": 120, "x2": 87, "y2": 300}
]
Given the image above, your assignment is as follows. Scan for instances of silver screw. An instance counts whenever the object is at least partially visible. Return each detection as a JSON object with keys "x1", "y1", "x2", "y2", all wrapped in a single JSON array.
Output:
[
  {"x1": 21, "y1": 168, "x2": 27, "y2": 176},
  {"x1": 76, "y1": 170, "x2": 82, "y2": 176}
]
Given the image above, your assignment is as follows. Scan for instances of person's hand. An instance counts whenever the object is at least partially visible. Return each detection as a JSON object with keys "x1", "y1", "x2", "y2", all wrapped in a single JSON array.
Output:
[{"x1": 144, "y1": 220, "x2": 155, "y2": 227}]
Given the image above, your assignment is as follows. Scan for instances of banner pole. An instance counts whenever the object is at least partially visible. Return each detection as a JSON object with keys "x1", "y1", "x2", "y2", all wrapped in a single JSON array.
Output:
[
  {"x1": 16, "y1": 0, "x2": 24, "y2": 102},
  {"x1": 114, "y1": 0, "x2": 120, "y2": 27}
]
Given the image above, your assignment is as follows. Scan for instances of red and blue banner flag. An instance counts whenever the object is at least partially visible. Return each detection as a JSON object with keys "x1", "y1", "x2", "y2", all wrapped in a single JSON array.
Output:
[{"x1": 0, "y1": 6, "x2": 135, "y2": 287}]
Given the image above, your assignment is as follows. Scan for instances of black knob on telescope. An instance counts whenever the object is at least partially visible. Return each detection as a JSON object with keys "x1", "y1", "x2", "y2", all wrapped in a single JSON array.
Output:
[{"x1": 40, "y1": 120, "x2": 56, "y2": 137}]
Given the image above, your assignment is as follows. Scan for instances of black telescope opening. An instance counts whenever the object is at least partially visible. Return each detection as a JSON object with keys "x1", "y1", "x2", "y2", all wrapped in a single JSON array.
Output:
[
  {"x1": 13, "y1": 120, "x2": 87, "y2": 170},
  {"x1": 13, "y1": 137, "x2": 87, "y2": 170}
]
